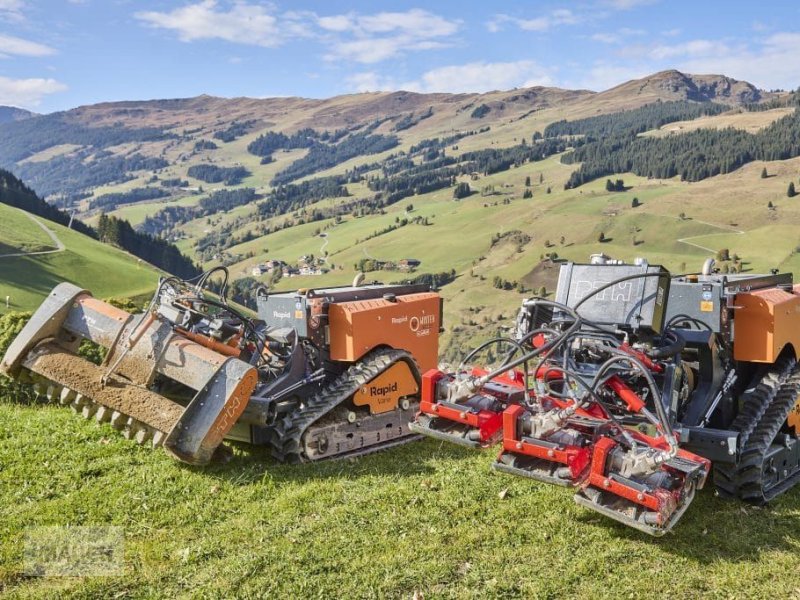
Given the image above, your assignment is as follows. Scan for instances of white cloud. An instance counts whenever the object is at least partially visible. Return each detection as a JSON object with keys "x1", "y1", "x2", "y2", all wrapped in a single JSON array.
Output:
[
  {"x1": 135, "y1": 4, "x2": 458, "y2": 64},
  {"x1": 0, "y1": 33, "x2": 56, "y2": 57},
  {"x1": 676, "y1": 32, "x2": 800, "y2": 90},
  {"x1": 568, "y1": 63, "x2": 652, "y2": 91},
  {"x1": 591, "y1": 28, "x2": 645, "y2": 44},
  {"x1": 591, "y1": 33, "x2": 620, "y2": 44},
  {"x1": 0, "y1": 0, "x2": 24, "y2": 22},
  {"x1": 489, "y1": 10, "x2": 579, "y2": 33},
  {"x1": 321, "y1": 9, "x2": 460, "y2": 64},
  {"x1": 573, "y1": 31, "x2": 800, "y2": 93},
  {"x1": 649, "y1": 39, "x2": 732, "y2": 60},
  {"x1": 0, "y1": 76, "x2": 66, "y2": 107},
  {"x1": 348, "y1": 60, "x2": 556, "y2": 94},
  {"x1": 604, "y1": 0, "x2": 658, "y2": 9},
  {"x1": 136, "y1": 0, "x2": 288, "y2": 47},
  {"x1": 346, "y1": 71, "x2": 388, "y2": 92},
  {"x1": 317, "y1": 14, "x2": 353, "y2": 32}
]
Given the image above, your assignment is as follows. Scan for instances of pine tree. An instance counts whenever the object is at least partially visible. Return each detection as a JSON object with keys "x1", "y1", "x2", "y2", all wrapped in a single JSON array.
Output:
[
  {"x1": 789, "y1": 182, "x2": 797, "y2": 197},
  {"x1": 631, "y1": 197, "x2": 640, "y2": 208},
  {"x1": 761, "y1": 167, "x2": 768, "y2": 179},
  {"x1": 453, "y1": 182, "x2": 472, "y2": 199},
  {"x1": 606, "y1": 179, "x2": 614, "y2": 192},
  {"x1": 525, "y1": 176, "x2": 531, "y2": 186}
]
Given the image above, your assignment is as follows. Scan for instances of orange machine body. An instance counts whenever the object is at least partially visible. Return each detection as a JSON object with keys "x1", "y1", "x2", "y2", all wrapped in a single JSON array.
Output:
[
  {"x1": 328, "y1": 292, "x2": 440, "y2": 372},
  {"x1": 733, "y1": 283, "x2": 800, "y2": 363},
  {"x1": 352, "y1": 360, "x2": 419, "y2": 414}
]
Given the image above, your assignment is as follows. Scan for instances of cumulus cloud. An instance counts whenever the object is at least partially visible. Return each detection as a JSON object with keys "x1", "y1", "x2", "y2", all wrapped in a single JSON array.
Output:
[
  {"x1": 135, "y1": 3, "x2": 458, "y2": 64},
  {"x1": 604, "y1": 0, "x2": 658, "y2": 9},
  {"x1": 590, "y1": 28, "x2": 645, "y2": 44},
  {"x1": 648, "y1": 39, "x2": 732, "y2": 60},
  {"x1": 591, "y1": 33, "x2": 620, "y2": 44},
  {"x1": 572, "y1": 31, "x2": 800, "y2": 92},
  {"x1": 0, "y1": 33, "x2": 56, "y2": 57},
  {"x1": 347, "y1": 60, "x2": 555, "y2": 94},
  {"x1": 488, "y1": 10, "x2": 579, "y2": 33},
  {"x1": 320, "y1": 9, "x2": 460, "y2": 63},
  {"x1": 568, "y1": 64, "x2": 652, "y2": 91},
  {"x1": 0, "y1": 0, "x2": 24, "y2": 22},
  {"x1": 346, "y1": 72, "x2": 389, "y2": 92},
  {"x1": 136, "y1": 0, "x2": 289, "y2": 47},
  {"x1": 676, "y1": 32, "x2": 800, "y2": 90},
  {"x1": 0, "y1": 76, "x2": 67, "y2": 108}
]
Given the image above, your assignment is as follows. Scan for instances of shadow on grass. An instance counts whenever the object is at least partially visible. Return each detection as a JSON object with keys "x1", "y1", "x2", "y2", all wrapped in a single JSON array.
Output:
[
  {"x1": 185, "y1": 436, "x2": 475, "y2": 485},
  {"x1": 572, "y1": 486, "x2": 800, "y2": 562},
  {"x1": 0, "y1": 254, "x2": 68, "y2": 297}
]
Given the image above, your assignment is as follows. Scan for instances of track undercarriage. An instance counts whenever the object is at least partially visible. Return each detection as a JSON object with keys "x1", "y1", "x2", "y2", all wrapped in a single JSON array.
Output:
[{"x1": 2, "y1": 270, "x2": 441, "y2": 465}]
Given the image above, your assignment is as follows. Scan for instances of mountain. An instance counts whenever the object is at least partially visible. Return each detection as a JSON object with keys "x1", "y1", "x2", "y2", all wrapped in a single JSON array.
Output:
[
  {"x1": 0, "y1": 70, "x2": 776, "y2": 203},
  {"x1": 1, "y1": 68, "x2": 799, "y2": 349},
  {"x1": 0, "y1": 106, "x2": 35, "y2": 124},
  {"x1": 596, "y1": 70, "x2": 765, "y2": 106}
]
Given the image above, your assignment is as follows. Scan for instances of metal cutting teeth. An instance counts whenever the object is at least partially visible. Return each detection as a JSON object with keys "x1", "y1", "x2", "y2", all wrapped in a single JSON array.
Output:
[
  {"x1": 109, "y1": 410, "x2": 127, "y2": 430},
  {"x1": 122, "y1": 418, "x2": 140, "y2": 440},
  {"x1": 21, "y1": 373, "x2": 168, "y2": 450},
  {"x1": 134, "y1": 425, "x2": 153, "y2": 445},
  {"x1": 81, "y1": 401, "x2": 98, "y2": 420},
  {"x1": 45, "y1": 383, "x2": 63, "y2": 402},
  {"x1": 70, "y1": 394, "x2": 89, "y2": 413},
  {"x1": 59, "y1": 387, "x2": 77, "y2": 406},
  {"x1": 95, "y1": 405, "x2": 112, "y2": 423}
]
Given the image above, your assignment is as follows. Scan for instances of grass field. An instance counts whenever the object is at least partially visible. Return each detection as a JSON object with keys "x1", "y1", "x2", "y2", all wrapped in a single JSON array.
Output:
[
  {"x1": 0, "y1": 206, "x2": 56, "y2": 255},
  {"x1": 4, "y1": 90, "x2": 800, "y2": 598},
  {"x1": 2, "y1": 400, "x2": 799, "y2": 598},
  {"x1": 0, "y1": 206, "x2": 160, "y2": 313}
]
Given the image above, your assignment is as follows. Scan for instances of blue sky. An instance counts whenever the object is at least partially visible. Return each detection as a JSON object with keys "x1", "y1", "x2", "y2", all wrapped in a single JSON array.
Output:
[{"x1": 2, "y1": 0, "x2": 800, "y2": 112}]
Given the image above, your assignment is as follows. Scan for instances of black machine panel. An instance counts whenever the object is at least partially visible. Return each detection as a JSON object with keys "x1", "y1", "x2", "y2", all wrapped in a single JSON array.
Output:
[{"x1": 555, "y1": 262, "x2": 669, "y2": 332}]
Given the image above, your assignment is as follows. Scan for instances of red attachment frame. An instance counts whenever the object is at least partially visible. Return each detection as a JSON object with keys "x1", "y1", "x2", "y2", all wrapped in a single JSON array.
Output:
[
  {"x1": 418, "y1": 368, "x2": 519, "y2": 445},
  {"x1": 500, "y1": 404, "x2": 591, "y2": 480},
  {"x1": 585, "y1": 437, "x2": 664, "y2": 514}
]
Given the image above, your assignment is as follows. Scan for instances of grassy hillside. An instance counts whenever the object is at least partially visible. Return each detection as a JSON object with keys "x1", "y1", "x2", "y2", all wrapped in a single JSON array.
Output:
[
  {"x1": 0, "y1": 207, "x2": 56, "y2": 255},
  {"x1": 2, "y1": 402, "x2": 800, "y2": 597},
  {"x1": 0, "y1": 204, "x2": 159, "y2": 312},
  {"x1": 2, "y1": 72, "x2": 800, "y2": 597}
]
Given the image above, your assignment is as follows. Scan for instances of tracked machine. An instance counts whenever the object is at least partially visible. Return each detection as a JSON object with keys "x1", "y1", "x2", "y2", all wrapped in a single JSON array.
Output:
[
  {"x1": 1, "y1": 268, "x2": 441, "y2": 465},
  {"x1": 412, "y1": 258, "x2": 800, "y2": 535}
]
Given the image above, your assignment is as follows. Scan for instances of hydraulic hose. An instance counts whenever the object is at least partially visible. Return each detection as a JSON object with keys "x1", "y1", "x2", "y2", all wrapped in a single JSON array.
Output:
[
  {"x1": 590, "y1": 353, "x2": 678, "y2": 451},
  {"x1": 476, "y1": 299, "x2": 584, "y2": 386},
  {"x1": 647, "y1": 329, "x2": 685, "y2": 360}
]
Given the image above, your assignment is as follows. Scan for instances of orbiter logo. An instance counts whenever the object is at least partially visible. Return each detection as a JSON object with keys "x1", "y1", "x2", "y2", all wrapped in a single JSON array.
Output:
[{"x1": 410, "y1": 314, "x2": 436, "y2": 334}]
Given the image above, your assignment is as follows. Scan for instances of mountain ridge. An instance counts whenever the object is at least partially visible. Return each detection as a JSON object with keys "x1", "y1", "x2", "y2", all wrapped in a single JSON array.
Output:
[
  {"x1": 0, "y1": 106, "x2": 36, "y2": 124},
  {"x1": 21, "y1": 70, "x2": 776, "y2": 133}
]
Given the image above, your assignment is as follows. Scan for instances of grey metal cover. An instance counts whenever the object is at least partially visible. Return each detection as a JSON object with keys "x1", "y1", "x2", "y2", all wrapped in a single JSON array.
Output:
[
  {"x1": 555, "y1": 262, "x2": 669, "y2": 332},
  {"x1": 257, "y1": 294, "x2": 308, "y2": 337}
]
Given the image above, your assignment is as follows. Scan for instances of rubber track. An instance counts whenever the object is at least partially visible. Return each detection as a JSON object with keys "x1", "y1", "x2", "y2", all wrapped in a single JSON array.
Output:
[
  {"x1": 714, "y1": 356, "x2": 800, "y2": 503},
  {"x1": 268, "y1": 347, "x2": 418, "y2": 463}
]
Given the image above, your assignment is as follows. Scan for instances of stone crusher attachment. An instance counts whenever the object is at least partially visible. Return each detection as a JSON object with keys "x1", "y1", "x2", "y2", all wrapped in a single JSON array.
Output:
[
  {"x1": 2, "y1": 267, "x2": 442, "y2": 465},
  {"x1": 412, "y1": 258, "x2": 800, "y2": 536},
  {"x1": 1, "y1": 282, "x2": 258, "y2": 465}
]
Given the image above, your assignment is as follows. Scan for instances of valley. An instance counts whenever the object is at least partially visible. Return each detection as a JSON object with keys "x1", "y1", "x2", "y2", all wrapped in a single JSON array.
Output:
[{"x1": 1, "y1": 69, "x2": 799, "y2": 356}]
